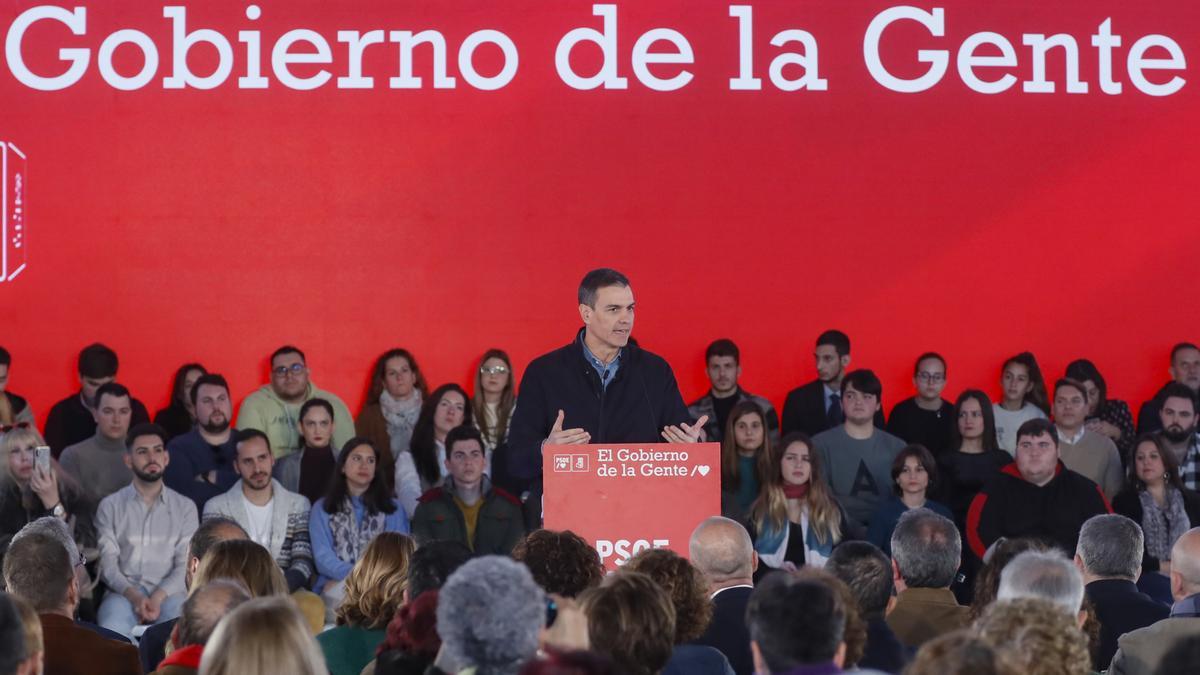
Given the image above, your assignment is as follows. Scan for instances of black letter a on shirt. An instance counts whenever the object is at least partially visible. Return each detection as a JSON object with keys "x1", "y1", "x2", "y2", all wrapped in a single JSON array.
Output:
[{"x1": 850, "y1": 459, "x2": 879, "y2": 497}]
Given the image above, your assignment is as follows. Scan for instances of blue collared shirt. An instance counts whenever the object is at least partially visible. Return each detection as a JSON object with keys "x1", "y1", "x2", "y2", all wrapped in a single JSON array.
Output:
[
  {"x1": 1171, "y1": 592, "x2": 1200, "y2": 618},
  {"x1": 582, "y1": 339, "x2": 621, "y2": 390},
  {"x1": 824, "y1": 384, "x2": 840, "y2": 413}
]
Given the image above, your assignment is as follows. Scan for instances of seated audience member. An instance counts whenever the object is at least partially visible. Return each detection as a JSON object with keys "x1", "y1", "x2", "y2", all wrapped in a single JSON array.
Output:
[
  {"x1": 991, "y1": 352, "x2": 1050, "y2": 455},
  {"x1": 3, "y1": 532, "x2": 141, "y2": 674},
  {"x1": 582, "y1": 571, "x2": 677, "y2": 675},
  {"x1": 0, "y1": 426, "x2": 93, "y2": 567},
  {"x1": 356, "y1": 349, "x2": 429, "y2": 498},
  {"x1": 151, "y1": 580, "x2": 250, "y2": 675},
  {"x1": 96, "y1": 423, "x2": 198, "y2": 638},
  {"x1": 153, "y1": 364, "x2": 207, "y2": 442},
  {"x1": 236, "y1": 345, "x2": 354, "y2": 459},
  {"x1": 938, "y1": 390, "x2": 1011, "y2": 531},
  {"x1": 405, "y1": 540, "x2": 473, "y2": 603},
  {"x1": 1065, "y1": 359, "x2": 1136, "y2": 463},
  {"x1": 203, "y1": 429, "x2": 314, "y2": 592},
  {"x1": 1075, "y1": 514, "x2": 1169, "y2": 669},
  {"x1": 995, "y1": 550, "x2": 1085, "y2": 620},
  {"x1": 967, "y1": 419, "x2": 1110, "y2": 561},
  {"x1": 1109, "y1": 527, "x2": 1200, "y2": 675},
  {"x1": 720, "y1": 401, "x2": 773, "y2": 522},
  {"x1": 8, "y1": 592, "x2": 44, "y2": 675},
  {"x1": 975, "y1": 598, "x2": 1091, "y2": 675},
  {"x1": 473, "y1": 350, "x2": 519, "y2": 487},
  {"x1": 867, "y1": 444, "x2": 953, "y2": 557},
  {"x1": 967, "y1": 538, "x2": 1048, "y2": 620},
  {"x1": 436, "y1": 556, "x2": 545, "y2": 675},
  {"x1": 43, "y1": 343, "x2": 151, "y2": 457},
  {"x1": 138, "y1": 517, "x2": 248, "y2": 674},
  {"x1": 1137, "y1": 342, "x2": 1200, "y2": 435},
  {"x1": 311, "y1": 438, "x2": 409, "y2": 612},
  {"x1": 273, "y1": 398, "x2": 341, "y2": 504},
  {"x1": 886, "y1": 353, "x2": 954, "y2": 457},
  {"x1": 796, "y1": 568, "x2": 869, "y2": 669},
  {"x1": 199, "y1": 596, "x2": 327, "y2": 675},
  {"x1": 412, "y1": 425, "x2": 524, "y2": 555},
  {"x1": 1154, "y1": 383, "x2": 1200, "y2": 489},
  {"x1": 403, "y1": 384, "x2": 473, "y2": 503},
  {"x1": 626, "y1": 549, "x2": 735, "y2": 675},
  {"x1": 781, "y1": 330, "x2": 883, "y2": 437},
  {"x1": 0, "y1": 591, "x2": 34, "y2": 675},
  {"x1": 904, "y1": 631, "x2": 1017, "y2": 675},
  {"x1": 519, "y1": 650, "x2": 616, "y2": 675},
  {"x1": 318, "y1": 533, "x2": 415, "y2": 675},
  {"x1": 688, "y1": 516, "x2": 757, "y2": 675},
  {"x1": 749, "y1": 432, "x2": 848, "y2": 573},
  {"x1": 0, "y1": 347, "x2": 35, "y2": 427},
  {"x1": 512, "y1": 529, "x2": 604, "y2": 598},
  {"x1": 689, "y1": 339, "x2": 779, "y2": 444},
  {"x1": 745, "y1": 572, "x2": 849, "y2": 674},
  {"x1": 59, "y1": 382, "x2": 137, "y2": 503},
  {"x1": 886, "y1": 509, "x2": 968, "y2": 649},
  {"x1": 164, "y1": 374, "x2": 239, "y2": 513},
  {"x1": 1113, "y1": 434, "x2": 1200, "y2": 578},
  {"x1": 814, "y1": 369, "x2": 906, "y2": 528},
  {"x1": 1053, "y1": 378, "x2": 1123, "y2": 499},
  {"x1": 825, "y1": 541, "x2": 906, "y2": 674},
  {"x1": 1156, "y1": 634, "x2": 1200, "y2": 675}
]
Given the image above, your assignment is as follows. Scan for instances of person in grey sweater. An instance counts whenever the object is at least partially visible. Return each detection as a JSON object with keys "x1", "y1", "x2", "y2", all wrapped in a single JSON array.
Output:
[{"x1": 60, "y1": 382, "x2": 135, "y2": 504}]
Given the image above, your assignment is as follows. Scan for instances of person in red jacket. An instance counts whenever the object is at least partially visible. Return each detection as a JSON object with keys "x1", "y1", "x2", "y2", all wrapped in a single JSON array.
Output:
[{"x1": 967, "y1": 418, "x2": 1110, "y2": 561}]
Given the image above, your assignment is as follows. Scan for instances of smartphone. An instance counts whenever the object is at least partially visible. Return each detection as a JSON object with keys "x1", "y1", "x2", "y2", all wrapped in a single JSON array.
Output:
[{"x1": 34, "y1": 446, "x2": 50, "y2": 474}]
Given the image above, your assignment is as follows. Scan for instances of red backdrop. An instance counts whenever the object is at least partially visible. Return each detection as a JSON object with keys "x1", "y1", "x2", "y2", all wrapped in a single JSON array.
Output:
[{"x1": 1, "y1": 0, "x2": 1197, "y2": 424}]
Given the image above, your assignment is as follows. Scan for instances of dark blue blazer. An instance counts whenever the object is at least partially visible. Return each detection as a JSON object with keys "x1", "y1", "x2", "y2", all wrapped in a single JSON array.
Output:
[
  {"x1": 1085, "y1": 578, "x2": 1170, "y2": 669},
  {"x1": 693, "y1": 585, "x2": 754, "y2": 675}
]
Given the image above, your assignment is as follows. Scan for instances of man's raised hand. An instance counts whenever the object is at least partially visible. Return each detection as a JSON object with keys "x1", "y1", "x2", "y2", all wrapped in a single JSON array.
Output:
[{"x1": 547, "y1": 409, "x2": 591, "y2": 445}]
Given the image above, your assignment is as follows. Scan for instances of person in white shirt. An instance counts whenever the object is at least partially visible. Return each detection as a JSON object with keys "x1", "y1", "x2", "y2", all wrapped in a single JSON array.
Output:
[{"x1": 993, "y1": 352, "x2": 1051, "y2": 455}]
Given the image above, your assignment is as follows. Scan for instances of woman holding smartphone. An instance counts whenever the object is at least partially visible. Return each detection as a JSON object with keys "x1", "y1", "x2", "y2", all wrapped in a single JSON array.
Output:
[{"x1": 0, "y1": 425, "x2": 93, "y2": 562}]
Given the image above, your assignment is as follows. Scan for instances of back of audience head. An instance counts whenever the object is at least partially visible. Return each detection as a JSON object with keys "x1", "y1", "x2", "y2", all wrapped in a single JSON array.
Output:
[
  {"x1": 379, "y1": 589, "x2": 442, "y2": 672},
  {"x1": 625, "y1": 548, "x2": 713, "y2": 644},
  {"x1": 192, "y1": 539, "x2": 287, "y2": 598},
  {"x1": 826, "y1": 541, "x2": 894, "y2": 620},
  {"x1": 891, "y1": 508, "x2": 960, "y2": 590},
  {"x1": 437, "y1": 556, "x2": 545, "y2": 675},
  {"x1": 747, "y1": 572, "x2": 846, "y2": 673},
  {"x1": 0, "y1": 592, "x2": 31, "y2": 675},
  {"x1": 1074, "y1": 514, "x2": 1142, "y2": 582},
  {"x1": 794, "y1": 568, "x2": 866, "y2": 668},
  {"x1": 975, "y1": 598, "x2": 1091, "y2": 675},
  {"x1": 581, "y1": 571, "x2": 675, "y2": 675},
  {"x1": 996, "y1": 550, "x2": 1084, "y2": 618},
  {"x1": 970, "y1": 538, "x2": 1048, "y2": 619},
  {"x1": 77, "y1": 343, "x2": 119, "y2": 403},
  {"x1": 688, "y1": 516, "x2": 756, "y2": 589},
  {"x1": 199, "y1": 596, "x2": 325, "y2": 675},
  {"x1": 1171, "y1": 527, "x2": 1200, "y2": 601},
  {"x1": 2, "y1": 532, "x2": 75, "y2": 615},
  {"x1": 178, "y1": 580, "x2": 251, "y2": 648},
  {"x1": 188, "y1": 517, "x2": 248, "y2": 586},
  {"x1": 512, "y1": 530, "x2": 604, "y2": 598},
  {"x1": 406, "y1": 539, "x2": 473, "y2": 602},
  {"x1": 905, "y1": 630, "x2": 1018, "y2": 675},
  {"x1": 338, "y1": 532, "x2": 415, "y2": 629}
]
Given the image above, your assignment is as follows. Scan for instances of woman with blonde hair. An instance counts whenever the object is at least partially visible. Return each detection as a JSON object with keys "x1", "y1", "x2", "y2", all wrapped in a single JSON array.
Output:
[
  {"x1": 318, "y1": 532, "x2": 416, "y2": 675},
  {"x1": 0, "y1": 426, "x2": 93, "y2": 565},
  {"x1": 189, "y1": 538, "x2": 324, "y2": 634},
  {"x1": 199, "y1": 596, "x2": 327, "y2": 675},
  {"x1": 749, "y1": 432, "x2": 848, "y2": 573}
]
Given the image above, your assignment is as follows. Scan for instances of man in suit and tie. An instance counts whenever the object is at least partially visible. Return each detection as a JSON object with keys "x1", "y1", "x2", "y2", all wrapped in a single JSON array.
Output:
[
  {"x1": 689, "y1": 516, "x2": 757, "y2": 675},
  {"x1": 781, "y1": 330, "x2": 883, "y2": 437}
]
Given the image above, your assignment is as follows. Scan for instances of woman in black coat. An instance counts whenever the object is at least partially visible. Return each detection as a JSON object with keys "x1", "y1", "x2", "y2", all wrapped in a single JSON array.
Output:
[{"x1": 1112, "y1": 433, "x2": 1200, "y2": 575}]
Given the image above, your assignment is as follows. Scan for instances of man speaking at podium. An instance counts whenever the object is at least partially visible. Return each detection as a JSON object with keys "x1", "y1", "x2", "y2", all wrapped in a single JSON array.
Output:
[{"x1": 508, "y1": 268, "x2": 708, "y2": 525}]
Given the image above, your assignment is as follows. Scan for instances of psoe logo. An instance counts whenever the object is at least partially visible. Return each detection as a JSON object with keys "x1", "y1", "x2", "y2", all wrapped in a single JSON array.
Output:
[{"x1": 1, "y1": 142, "x2": 26, "y2": 283}]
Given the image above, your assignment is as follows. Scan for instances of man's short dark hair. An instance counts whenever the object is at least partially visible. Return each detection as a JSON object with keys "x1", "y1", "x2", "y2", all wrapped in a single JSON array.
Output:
[
  {"x1": 445, "y1": 425, "x2": 484, "y2": 453},
  {"x1": 705, "y1": 339, "x2": 740, "y2": 365},
  {"x1": 1161, "y1": 383, "x2": 1197, "y2": 411},
  {"x1": 235, "y1": 428, "x2": 272, "y2": 456},
  {"x1": 190, "y1": 373, "x2": 230, "y2": 407},
  {"x1": 78, "y1": 342, "x2": 119, "y2": 379},
  {"x1": 1016, "y1": 418, "x2": 1058, "y2": 447},
  {"x1": 1172, "y1": 342, "x2": 1200, "y2": 362},
  {"x1": 577, "y1": 268, "x2": 630, "y2": 308},
  {"x1": 0, "y1": 347, "x2": 10, "y2": 368},
  {"x1": 2, "y1": 533, "x2": 72, "y2": 613},
  {"x1": 407, "y1": 540, "x2": 473, "y2": 601},
  {"x1": 177, "y1": 580, "x2": 251, "y2": 647},
  {"x1": 190, "y1": 517, "x2": 248, "y2": 561},
  {"x1": 93, "y1": 381, "x2": 131, "y2": 409},
  {"x1": 816, "y1": 330, "x2": 851, "y2": 357},
  {"x1": 1053, "y1": 378, "x2": 1088, "y2": 404},
  {"x1": 270, "y1": 345, "x2": 306, "y2": 364},
  {"x1": 0, "y1": 592, "x2": 27, "y2": 674},
  {"x1": 841, "y1": 369, "x2": 882, "y2": 399},
  {"x1": 126, "y1": 422, "x2": 167, "y2": 451},
  {"x1": 825, "y1": 542, "x2": 894, "y2": 618},
  {"x1": 299, "y1": 397, "x2": 334, "y2": 423},
  {"x1": 512, "y1": 529, "x2": 605, "y2": 598},
  {"x1": 747, "y1": 574, "x2": 845, "y2": 671},
  {"x1": 913, "y1": 352, "x2": 946, "y2": 376},
  {"x1": 891, "y1": 509, "x2": 961, "y2": 589}
]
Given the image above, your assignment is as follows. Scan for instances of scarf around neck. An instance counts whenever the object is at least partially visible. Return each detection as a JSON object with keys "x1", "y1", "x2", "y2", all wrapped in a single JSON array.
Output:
[
  {"x1": 380, "y1": 389, "x2": 422, "y2": 456},
  {"x1": 1140, "y1": 487, "x2": 1190, "y2": 562},
  {"x1": 328, "y1": 495, "x2": 388, "y2": 563}
]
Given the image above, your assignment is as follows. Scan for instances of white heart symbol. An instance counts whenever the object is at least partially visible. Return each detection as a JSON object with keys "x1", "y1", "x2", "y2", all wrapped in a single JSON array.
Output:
[{"x1": 697, "y1": 465, "x2": 711, "y2": 477}]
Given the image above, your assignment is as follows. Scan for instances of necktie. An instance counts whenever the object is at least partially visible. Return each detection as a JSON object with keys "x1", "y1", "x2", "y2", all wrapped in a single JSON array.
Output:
[{"x1": 828, "y1": 392, "x2": 844, "y2": 425}]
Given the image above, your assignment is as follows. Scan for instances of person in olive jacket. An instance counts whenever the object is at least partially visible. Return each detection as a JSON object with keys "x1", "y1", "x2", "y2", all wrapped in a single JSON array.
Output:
[{"x1": 411, "y1": 425, "x2": 525, "y2": 555}]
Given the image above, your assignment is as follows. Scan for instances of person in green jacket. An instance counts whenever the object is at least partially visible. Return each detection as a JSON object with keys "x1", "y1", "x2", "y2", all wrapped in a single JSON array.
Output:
[
  {"x1": 412, "y1": 425, "x2": 525, "y2": 555},
  {"x1": 236, "y1": 345, "x2": 355, "y2": 459}
]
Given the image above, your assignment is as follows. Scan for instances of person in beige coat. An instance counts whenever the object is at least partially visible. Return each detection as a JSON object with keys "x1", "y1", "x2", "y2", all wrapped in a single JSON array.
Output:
[{"x1": 1110, "y1": 527, "x2": 1200, "y2": 674}]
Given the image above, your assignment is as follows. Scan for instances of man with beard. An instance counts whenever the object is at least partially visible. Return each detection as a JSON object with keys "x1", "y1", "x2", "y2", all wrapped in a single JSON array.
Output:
[
  {"x1": 272, "y1": 398, "x2": 339, "y2": 504},
  {"x1": 165, "y1": 374, "x2": 240, "y2": 513},
  {"x1": 1137, "y1": 343, "x2": 1200, "y2": 434},
  {"x1": 96, "y1": 422, "x2": 198, "y2": 638},
  {"x1": 688, "y1": 339, "x2": 779, "y2": 444},
  {"x1": 203, "y1": 429, "x2": 315, "y2": 593},
  {"x1": 781, "y1": 330, "x2": 884, "y2": 437},
  {"x1": 1158, "y1": 384, "x2": 1200, "y2": 490}
]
